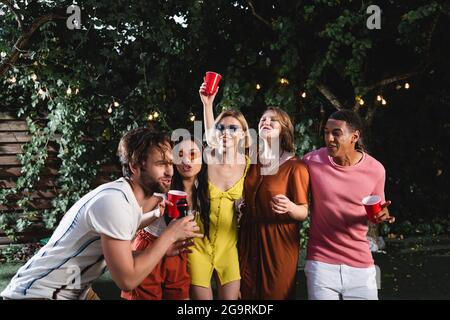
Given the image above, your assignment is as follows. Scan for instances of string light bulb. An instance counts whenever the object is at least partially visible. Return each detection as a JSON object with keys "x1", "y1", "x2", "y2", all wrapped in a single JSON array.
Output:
[
  {"x1": 66, "y1": 87, "x2": 72, "y2": 95},
  {"x1": 377, "y1": 95, "x2": 382, "y2": 101},
  {"x1": 256, "y1": 84, "x2": 261, "y2": 90},
  {"x1": 279, "y1": 78, "x2": 289, "y2": 85},
  {"x1": 301, "y1": 91, "x2": 307, "y2": 98},
  {"x1": 359, "y1": 98, "x2": 365, "y2": 106},
  {"x1": 404, "y1": 82, "x2": 410, "y2": 89},
  {"x1": 107, "y1": 106, "x2": 113, "y2": 113},
  {"x1": 381, "y1": 98, "x2": 387, "y2": 106},
  {"x1": 113, "y1": 101, "x2": 120, "y2": 107},
  {"x1": 153, "y1": 111, "x2": 159, "y2": 118},
  {"x1": 148, "y1": 114, "x2": 154, "y2": 121},
  {"x1": 189, "y1": 113, "x2": 196, "y2": 122}
]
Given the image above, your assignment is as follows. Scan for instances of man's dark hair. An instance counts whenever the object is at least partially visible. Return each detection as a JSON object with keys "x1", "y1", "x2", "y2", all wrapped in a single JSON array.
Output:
[
  {"x1": 117, "y1": 127, "x2": 172, "y2": 178},
  {"x1": 329, "y1": 109, "x2": 365, "y2": 151}
]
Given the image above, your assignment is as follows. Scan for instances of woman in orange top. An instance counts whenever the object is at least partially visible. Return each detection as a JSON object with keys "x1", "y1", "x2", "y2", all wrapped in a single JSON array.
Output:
[{"x1": 238, "y1": 107, "x2": 310, "y2": 299}]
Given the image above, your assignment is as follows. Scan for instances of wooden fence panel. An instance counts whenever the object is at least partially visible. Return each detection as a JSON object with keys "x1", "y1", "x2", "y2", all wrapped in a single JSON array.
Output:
[{"x1": 0, "y1": 112, "x2": 120, "y2": 246}]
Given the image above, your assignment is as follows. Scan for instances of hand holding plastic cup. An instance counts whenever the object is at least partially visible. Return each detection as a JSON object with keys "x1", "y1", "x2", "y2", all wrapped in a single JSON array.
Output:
[
  {"x1": 176, "y1": 198, "x2": 189, "y2": 218},
  {"x1": 362, "y1": 195, "x2": 382, "y2": 223},
  {"x1": 167, "y1": 190, "x2": 188, "y2": 219},
  {"x1": 203, "y1": 71, "x2": 222, "y2": 95},
  {"x1": 188, "y1": 209, "x2": 200, "y2": 220}
]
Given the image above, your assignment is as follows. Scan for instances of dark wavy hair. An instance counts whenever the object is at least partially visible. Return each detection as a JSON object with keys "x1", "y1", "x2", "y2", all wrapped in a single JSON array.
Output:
[{"x1": 171, "y1": 136, "x2": 211, "y2": 239}]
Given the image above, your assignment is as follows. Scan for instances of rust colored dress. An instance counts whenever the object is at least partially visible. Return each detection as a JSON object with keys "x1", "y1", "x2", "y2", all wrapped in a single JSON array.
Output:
[{"x1": 239, "y1": 157, "x2": 309, "y2": 300}]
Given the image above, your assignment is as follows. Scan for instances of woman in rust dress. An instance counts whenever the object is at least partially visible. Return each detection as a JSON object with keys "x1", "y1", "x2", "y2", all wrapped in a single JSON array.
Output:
[{"x1": 238, "y1": 107, "x2": 309, "y2": 300}]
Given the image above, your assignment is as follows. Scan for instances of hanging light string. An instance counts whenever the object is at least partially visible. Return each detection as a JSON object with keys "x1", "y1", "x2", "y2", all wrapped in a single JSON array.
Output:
[{"x1": 101, "y1": 79, "x2": 412, "y2": 118}]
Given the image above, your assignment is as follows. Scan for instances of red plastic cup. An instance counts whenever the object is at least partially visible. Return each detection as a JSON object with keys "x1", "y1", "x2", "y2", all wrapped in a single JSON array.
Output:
[
  {"x1": 167, "y1": 190, "x2": 188, "y2": 219},
  {"x1": 362, "y1": 195, "x2": 382, "y2": 223},
  {"x1": 203, "y1": 71, "x2": 222, "y2": 95}
]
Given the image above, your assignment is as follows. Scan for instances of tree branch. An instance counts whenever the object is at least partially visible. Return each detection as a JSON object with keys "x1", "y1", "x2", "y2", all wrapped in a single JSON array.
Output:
[
  {"x1": 0, "y1": 13, "x2": 66, "y2": 78},
  {"x1": 364, "y1": 72, "x2": 417, "y2": 92},
  {"x1": 360, "y1": 15, "x2": 439, "y2": 112},
  {"x1": 315, "y1": 82, "x2": 344, "y2": 110},
  {"x1": 364, "y1": 102, "x2": 378, "y2": 126},
  {"x1": 246, "y1": 0, "x2": 271, "y2": 28},
  {"x1": 352, "y1": 100, "x2": 360, "y2": 112},
  {"x1": 0, "y1": 0, "x2": 24, "y2": 31},
  {"x1": 363, "y1": 11, "x2": 440, "y2": 93}
]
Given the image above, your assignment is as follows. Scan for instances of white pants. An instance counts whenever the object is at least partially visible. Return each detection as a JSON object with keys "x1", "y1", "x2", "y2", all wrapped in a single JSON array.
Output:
[{"x1": 304, "y1": 260, "x2": 378, "y2": 300}]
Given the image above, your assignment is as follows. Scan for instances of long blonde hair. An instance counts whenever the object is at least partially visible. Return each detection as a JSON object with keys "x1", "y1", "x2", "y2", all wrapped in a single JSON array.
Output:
[{"x1": 215, "y1": 109, "x2": 252, "y2": 150}]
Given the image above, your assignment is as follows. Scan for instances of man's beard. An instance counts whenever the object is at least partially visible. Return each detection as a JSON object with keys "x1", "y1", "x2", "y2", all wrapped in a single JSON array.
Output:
[{"x1": 138, "y1": 169, "x2": 170, "y2": 197}]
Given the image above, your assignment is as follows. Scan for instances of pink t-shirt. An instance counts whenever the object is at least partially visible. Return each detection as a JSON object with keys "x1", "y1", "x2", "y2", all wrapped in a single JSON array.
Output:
[{"x1": 303, "y1": 147, "x2": 386, "y2": 268}]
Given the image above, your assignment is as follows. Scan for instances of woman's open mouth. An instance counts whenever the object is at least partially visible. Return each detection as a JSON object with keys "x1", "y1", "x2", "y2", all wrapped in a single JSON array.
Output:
[{"x1": 182, "y1": 164, "x2": 192, "y2": 172}]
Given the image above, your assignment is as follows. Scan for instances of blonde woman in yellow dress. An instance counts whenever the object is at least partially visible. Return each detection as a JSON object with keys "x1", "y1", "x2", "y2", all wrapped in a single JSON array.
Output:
[{"x1": 187, "y1": 82, "x2": 251, "y2": 300}]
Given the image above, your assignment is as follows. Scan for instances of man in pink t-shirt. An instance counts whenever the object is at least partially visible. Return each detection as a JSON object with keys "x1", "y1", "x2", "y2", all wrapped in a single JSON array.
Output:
[{"x1": 303, "y1": 110, "x2": 395, "y2": 300}]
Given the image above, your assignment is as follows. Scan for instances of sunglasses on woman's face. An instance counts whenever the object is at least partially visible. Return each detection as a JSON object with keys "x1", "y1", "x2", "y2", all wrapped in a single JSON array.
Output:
[
  {"x1": 178, "y1": 149, "x2": 201, "y2": 162},
  {"x1": 215, "y1": 124, "x2": 242, "y2": 133}
]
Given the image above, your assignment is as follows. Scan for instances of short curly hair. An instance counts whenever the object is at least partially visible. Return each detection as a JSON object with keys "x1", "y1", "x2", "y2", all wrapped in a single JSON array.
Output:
[{"x1": 329, "y1": 109, "x2": 365, "y2": 151}]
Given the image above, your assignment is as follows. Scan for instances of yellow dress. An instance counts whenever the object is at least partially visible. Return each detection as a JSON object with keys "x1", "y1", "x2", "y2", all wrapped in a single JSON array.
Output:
[{"x1": 188, "y1": 157, "x2": 250, "y2": 287}]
